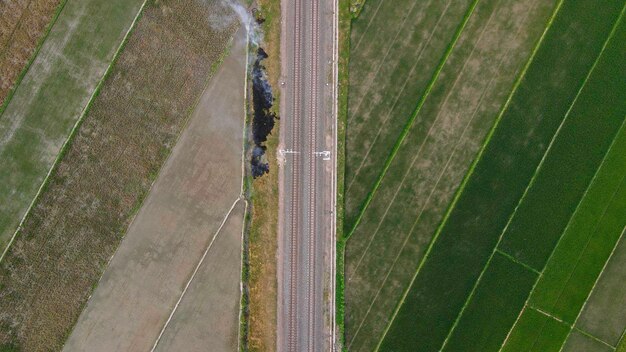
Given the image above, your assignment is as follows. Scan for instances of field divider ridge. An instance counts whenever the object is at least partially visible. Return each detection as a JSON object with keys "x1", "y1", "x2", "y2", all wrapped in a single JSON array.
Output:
[
  {"x1": 437, "y1": 4, "x2": 621, "y2": 347},
  {"x1": 373, "y1": 0, "x2": 566, "y2": 348},
  {"x1": 495, "y1": 249, "x2": 540, "y2": 275},
  {"x1": 344, "y1": 0, "x2": 481, "y2": 241},
  {"x1": 0, "y1": 0, "x2": 149, "y2": 263}
]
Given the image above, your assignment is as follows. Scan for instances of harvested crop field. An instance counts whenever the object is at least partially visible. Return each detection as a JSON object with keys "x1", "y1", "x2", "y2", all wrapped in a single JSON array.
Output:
[
  {"x1": 0, "y1": 0, "x2": 63, "y2": 107},
  {"x1": 0, "y1": 0, "x2": 144, "y2": 253},
  {"x1": 0, "y1": 1, "x2": 238, "y2": 350},
  {"x1": 64, "y1": 28, "x2": 247, "y2": 351},
  {"x1": 155, "y1": 200, "x2": 246, "y2": 352},
  {"x1": 377, "y1": 1, "x2": 626, "y2": 351},
  {"x1": 64, "y1": 27, "x2": 247, "y2": 351},
  {"x1": 343, "y1": 0, "x2": 557, "y2": 349}
]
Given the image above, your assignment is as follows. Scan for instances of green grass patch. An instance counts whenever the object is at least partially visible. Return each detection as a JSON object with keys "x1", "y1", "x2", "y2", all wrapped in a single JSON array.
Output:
[
  {"x1": 377, "y1": 1, "x2": 625, "y2": 350},
  {"x1": 441, "y1": 253, "x2": 537, "y2": 351},
  {"x1": 529, "y1": 122, "x2": 626, "y2": 323},
  {"x1": 498, "y1": 11, "x2": 626, "y2": 269},
  {"x1": 501, "y1": 307, "x2": 570, "y2": 352}
]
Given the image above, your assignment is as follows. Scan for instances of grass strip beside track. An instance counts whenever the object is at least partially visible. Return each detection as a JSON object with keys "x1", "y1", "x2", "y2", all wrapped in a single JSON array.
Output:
[{"x1": 376, "y1": 1, "x2": 625, "y2": 350}]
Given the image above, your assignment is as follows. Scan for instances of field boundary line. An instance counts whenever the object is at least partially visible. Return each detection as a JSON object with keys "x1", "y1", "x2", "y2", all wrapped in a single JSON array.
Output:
[
  {"x1": 344, "y1": 0, "x2": 450, "y2": 194},
  {"x1": 439, "y1": 2, "x2": 619, "y2": 346},
  {"x1": 0, "y1": 0, "x2": 69, "y2": 118},
  {"x1": 150, "y1": 197, "x2": 243, "y2": 352},
  {"x1": 372, "y1": 0, "x2": 564, "y2": 348},
  {"x1": 574, "y1": 328, "x2": 617, "y2": 350},
  {"x1": 495, "y1": 249, "x2": 540, "y2": 275},
  {"x1": 0, "y1": 0, "x2": 149, "y2": 263},
  {"x1": 344, "y1": 0, "x2": 480, "y2": 242}
]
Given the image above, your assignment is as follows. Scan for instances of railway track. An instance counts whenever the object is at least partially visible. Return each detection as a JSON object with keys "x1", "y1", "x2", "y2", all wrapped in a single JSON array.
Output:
[
  {"x1": 288, "y1": 0, "x2": 302, "y2": 350},
  {"x1": 307, "y1": 0, "x2": 320, "y2": 351}
]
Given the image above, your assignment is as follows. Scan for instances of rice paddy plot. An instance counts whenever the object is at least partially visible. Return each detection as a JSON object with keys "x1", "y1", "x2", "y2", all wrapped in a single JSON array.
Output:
[
  {"x1": 500, "y1": 307, "x2": 570, "y2": 352},
  {"x1": 377, "y1": 1, "x2": 625, "y2": 350},
  {"x1": 343, "y1": 0, "x2": 472, "y2": 229},
  {"x1": 528, "y1": 120, "x2": 626, "y2": 324},
  {"x1": 343, "y1": 0, "x2": 557, "y2": 350},
  {"x1": 440, "y1": 252, "x2": 537, "y2": 351}
]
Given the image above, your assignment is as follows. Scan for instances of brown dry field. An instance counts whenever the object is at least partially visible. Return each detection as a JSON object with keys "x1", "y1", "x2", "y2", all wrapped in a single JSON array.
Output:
[
  {"x1": 156, "y1": 201, "x2": 246, "y2": 352},
  {"x1": 575, "y1": 232, "x2": 626, "y2": 347},
  {"x1": 247, "y1": 0, "x2": 281, "y2": 351},
  {"x1": 0, "y1": 0, "x2": 62, "y2": 107},
  {"x1": 64, "y1": 27, "x2": 247, "y2": 351},
  {"x1": 0, "y1": 1, "x2": 237, "y2": 351}
]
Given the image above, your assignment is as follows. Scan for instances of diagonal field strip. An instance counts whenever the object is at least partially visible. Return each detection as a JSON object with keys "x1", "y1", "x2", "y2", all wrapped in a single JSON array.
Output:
[
  {"x1": 346, "y1": 0, "x2": 504, "y2": 282},
  {"x1": 347, "y1": 0, "x2": 426, "y2": 125},
  {"x1": 373, "y1": 0, "x2": 565, "y2": 348},
  {"x1": 437, "y1": 7, "x2": 623, "y2": 348},
  {"x1": 344, "y1": 0, "x2": 451, "y2": 195},
  {"x1": 344, "y1": 0, "x2": 481, "y2": 240},
  {"x1": 0, "y1": 0, "x2": 148, "y2": 263}
]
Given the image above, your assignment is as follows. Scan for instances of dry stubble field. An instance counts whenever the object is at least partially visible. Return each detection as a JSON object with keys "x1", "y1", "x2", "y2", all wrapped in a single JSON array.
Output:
[
  {"x1": 64, "y1": 27, "x2": 247, "y2": 352},
  {"x1": 0, "y1": 1, "x2": 237, "y2": 351},
  {"x1": 0, "y1": 0, "x2": 62, "y2": 107},
  {"x1": 0, "y1": 0, "x2": 144, "y2": 253}
]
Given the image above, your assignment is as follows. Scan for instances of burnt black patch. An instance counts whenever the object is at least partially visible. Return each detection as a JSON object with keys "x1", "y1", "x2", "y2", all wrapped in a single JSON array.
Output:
[{"x1": 250, "y1": 47, "x2": 276, "y2": 178}]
